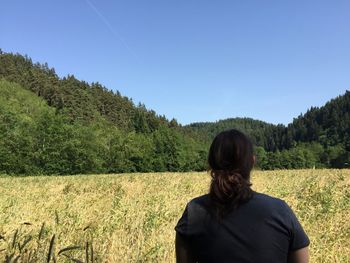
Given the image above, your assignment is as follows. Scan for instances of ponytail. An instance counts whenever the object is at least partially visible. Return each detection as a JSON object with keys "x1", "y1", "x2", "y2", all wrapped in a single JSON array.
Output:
[
  {"x1": 208, "y1": 130, "x2": 254, "y2": 218},
  {"x1": 209, "y1": 170, "x2": 252, "y2": 218}
]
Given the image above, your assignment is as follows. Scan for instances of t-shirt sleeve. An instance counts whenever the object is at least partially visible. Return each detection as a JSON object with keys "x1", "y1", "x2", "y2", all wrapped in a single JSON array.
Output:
[
  {"x1": 283, "y1": 201, "x2": 310, "y2": 251},
  {"x1": 175, "y1": 203, "x2": 190, "y2": 237}
]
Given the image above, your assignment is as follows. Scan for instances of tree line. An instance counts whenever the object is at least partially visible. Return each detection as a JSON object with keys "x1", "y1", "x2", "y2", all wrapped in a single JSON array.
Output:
[
  {"x1": 0, "y1": 50, "x2": 349, "y2": 175},
  {"x1": 186, "y1": 91, "x2": 350, "y2": 169},
  {"x1": 0, "y1": 80, "x2": 207, "y2": 174}
]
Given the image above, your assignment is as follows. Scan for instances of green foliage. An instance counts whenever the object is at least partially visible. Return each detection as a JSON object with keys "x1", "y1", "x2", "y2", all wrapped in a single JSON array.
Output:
[
  {"x1": 185, "y1": 92, "x2": 350, "y2": 170},
  {"x1": 0, "y1": 50, "x2": 349, "y2": 174},
  {"x1": 186, "y1": 117, "x2": 285, "y2": 151},
  {"x1": 0, "y1": 79, "x2": 206, "y2": 175}
]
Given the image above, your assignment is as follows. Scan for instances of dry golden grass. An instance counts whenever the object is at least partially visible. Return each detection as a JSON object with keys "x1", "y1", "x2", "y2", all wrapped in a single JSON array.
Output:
[{"x1": 0, "y1": 169, "x2": 349, "y2": 262}]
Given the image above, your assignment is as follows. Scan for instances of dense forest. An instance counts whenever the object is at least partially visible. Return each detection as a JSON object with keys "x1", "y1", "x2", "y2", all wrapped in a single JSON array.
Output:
[
  {"x1": 0, "y1": 49, "x2": 349, "y2": 175},
  {"x1": 0, "y1": 50, "x2": 207, "y2": 174},
  {"x1": 185, "y1": 93, "x2": 350, "y2": 169}
]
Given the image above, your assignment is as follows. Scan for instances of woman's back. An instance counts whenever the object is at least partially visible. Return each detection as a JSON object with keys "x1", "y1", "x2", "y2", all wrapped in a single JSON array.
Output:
[
  {"x1": 175, "y1": 192, "x2": 309, "y2": 263},
  {"x1": 175, "y1": 129, "x2": 309, "y2": 263}
]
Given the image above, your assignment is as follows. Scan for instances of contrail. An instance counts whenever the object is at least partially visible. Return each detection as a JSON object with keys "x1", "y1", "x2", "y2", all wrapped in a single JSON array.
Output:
[{"x1": 85, "y1": 0, "x2": 141, "y2": 63}]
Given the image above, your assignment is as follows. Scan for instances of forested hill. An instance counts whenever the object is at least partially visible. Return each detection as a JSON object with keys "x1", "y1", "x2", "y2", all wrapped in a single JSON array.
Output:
[
  {"x1": 0, "y1": 49, "x2": 349, "y2": 174},
  {"x1": 185, "y1": 91, "x2": 350, "y2": 151},
  {"x1": 287, "y1": 91, "x2": 350, "y2": 148},
  {"x1": 0, "y1": 50, "x2": 207, "y2": 175},
  {"x1": 0, "y1": 49, "x2": 175, "y2": 132},
  {"x1": 185, "y1": 118, "x2": 284, "y2": 152},
  {"x1": 185, "y1": 91, "x2": 350, "y2": 169}
]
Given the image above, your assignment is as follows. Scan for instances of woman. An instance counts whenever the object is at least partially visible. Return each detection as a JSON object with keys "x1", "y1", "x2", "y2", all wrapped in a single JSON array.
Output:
[{"x1": 175, "y1": 129, "x2": 309, "y2": 263}]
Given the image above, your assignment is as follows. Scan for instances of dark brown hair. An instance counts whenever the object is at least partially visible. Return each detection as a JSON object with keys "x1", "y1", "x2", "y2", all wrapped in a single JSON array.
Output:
[{"x1": 208, "y1": 129, "x2": 254, "y2": 218}]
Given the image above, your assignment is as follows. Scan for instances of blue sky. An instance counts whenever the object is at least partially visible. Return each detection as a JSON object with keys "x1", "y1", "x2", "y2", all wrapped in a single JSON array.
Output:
[{"x1": 1, "y1": 0, "x2": 349, "y2": 125}]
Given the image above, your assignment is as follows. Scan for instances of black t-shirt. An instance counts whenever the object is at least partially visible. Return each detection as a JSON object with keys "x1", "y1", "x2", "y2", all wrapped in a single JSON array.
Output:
[{"x1": 175, "y1": 192, "x2": 310, "y2": 263}]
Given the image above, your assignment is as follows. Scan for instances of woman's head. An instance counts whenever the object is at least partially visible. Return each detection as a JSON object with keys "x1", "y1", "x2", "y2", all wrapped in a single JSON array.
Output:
[
  {"x1": 208, "y1": 129, "x2": 254, "y2": 176},
  {"x1": 208, "y1": 129, "x2": 254, "y2": 217}
]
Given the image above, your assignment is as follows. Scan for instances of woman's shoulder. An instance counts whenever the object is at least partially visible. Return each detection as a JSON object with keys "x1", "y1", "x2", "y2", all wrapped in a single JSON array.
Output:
[
  {"x1": 252, "y1": 191, "x2": 286, "y2": 204},
  {"x1": 249, "y1": 191, "x2": 292, "y2": 215},
  {"x1": 187, "y1": 194, "x2": 210, "y2": 208},
  {"x1": 187, "y1": 192, "x2": 288, "y2": 209},
  {"x1": 185, "y1": 192, "x2": 292, "y2": 219}
]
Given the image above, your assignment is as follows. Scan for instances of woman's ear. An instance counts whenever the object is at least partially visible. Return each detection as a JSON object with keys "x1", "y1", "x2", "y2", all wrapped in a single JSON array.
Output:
[{"x1": 253, "y1": 155, "x2": 256, "y2": 165}]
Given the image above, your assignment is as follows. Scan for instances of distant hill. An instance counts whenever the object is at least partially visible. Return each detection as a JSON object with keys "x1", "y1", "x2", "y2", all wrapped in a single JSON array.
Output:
[
  {"x1": 185, "y1": 91, "x2": 350, "y2": 168},
  {"x1": 185, "y1": 117, "x2": 284, "y2": 151},
  {"x1": 185, "y1": 90, "x2": 350, "y2": 151},
  {"x1": 0, "y1": 49, "x2": 349, "y2": 174}
]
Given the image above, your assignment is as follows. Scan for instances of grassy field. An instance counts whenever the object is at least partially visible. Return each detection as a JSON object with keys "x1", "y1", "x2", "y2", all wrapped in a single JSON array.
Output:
[{"x1": 0, "y1": 169, "x2": 349, "y2": 262}]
